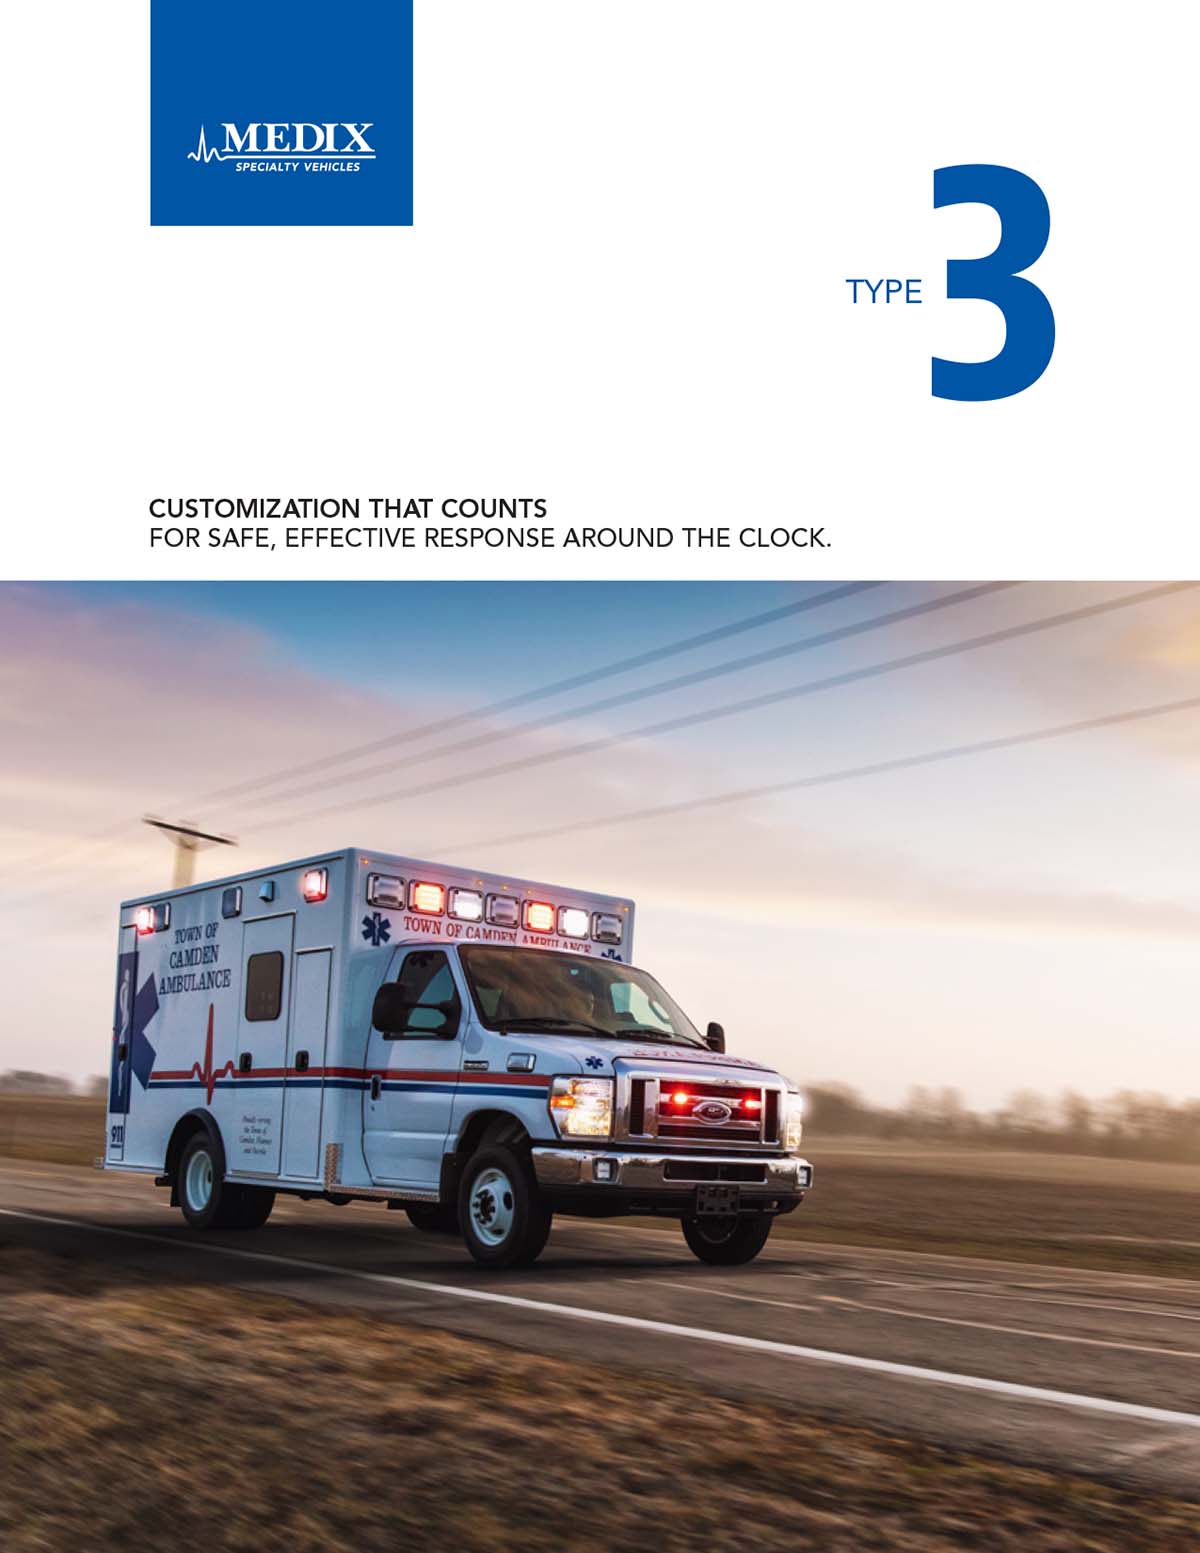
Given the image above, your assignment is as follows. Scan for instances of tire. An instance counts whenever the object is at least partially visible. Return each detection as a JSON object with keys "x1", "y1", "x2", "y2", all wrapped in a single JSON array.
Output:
[
  {"x1": 458, "y1": 1144, "x2": 551, "y2": 1269},
  {"x1": 681, "y1": 1212, "x2": 773, "y2": 1265},
  {"x1": 406, "y1": 1203, "x2": 460, "y2": 1235},
  {"x1": 177, "y1": 1132, "x2": 274, "y2": 1232},
  {"x1": 230, "y1": 1187, "x2": 275, "y2": 1230}
]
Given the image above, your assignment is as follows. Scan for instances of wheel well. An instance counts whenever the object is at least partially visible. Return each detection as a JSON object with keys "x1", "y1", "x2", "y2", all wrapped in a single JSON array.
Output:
[
  {"x1": 164, "y1": 1111, "x2": 224, "y2": 1206},
  {"x1": 441, "y1": 1109, "x2": 529, "y2": 1203}
]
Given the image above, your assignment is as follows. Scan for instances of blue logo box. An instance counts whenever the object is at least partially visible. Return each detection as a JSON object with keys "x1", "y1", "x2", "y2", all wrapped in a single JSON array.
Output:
[{"x1": 151, "y1": 0, "x2": 413, "y2": 227}]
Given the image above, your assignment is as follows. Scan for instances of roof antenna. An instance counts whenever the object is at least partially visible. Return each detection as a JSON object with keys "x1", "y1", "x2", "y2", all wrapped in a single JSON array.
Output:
[{"x1": 143, "y1": 816, "x2": 238, "y2": 889}]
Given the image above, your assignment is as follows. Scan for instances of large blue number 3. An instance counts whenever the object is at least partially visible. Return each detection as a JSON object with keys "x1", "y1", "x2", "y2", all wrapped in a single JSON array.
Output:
[{"x1": 933, "y1": 164, "x2": 1055, "y2": 402}]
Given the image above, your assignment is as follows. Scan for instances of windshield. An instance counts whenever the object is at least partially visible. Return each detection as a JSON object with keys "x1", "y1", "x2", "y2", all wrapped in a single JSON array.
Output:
[{"x1": 458, "y1": 947, "x2": 704, "y2": 1047}]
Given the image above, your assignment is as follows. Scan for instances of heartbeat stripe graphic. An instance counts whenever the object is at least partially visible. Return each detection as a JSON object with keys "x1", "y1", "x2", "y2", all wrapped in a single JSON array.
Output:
[{"x1": 187, "y1": 127, "x2": 376, "y2": 162}]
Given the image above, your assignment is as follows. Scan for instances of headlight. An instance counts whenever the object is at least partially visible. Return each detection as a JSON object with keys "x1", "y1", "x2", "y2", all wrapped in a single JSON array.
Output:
[
  {"x1": 785, "y1": 1093, "x2": 804, "y2": 1152},
  {"x1": 549, "y1": 1076, "x2": 613, "y2": 1138}
]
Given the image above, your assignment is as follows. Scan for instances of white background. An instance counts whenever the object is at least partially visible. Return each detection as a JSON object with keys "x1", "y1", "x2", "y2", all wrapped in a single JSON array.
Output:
[{"x1": 2, "y1": 1, "x2": 1196, "y2": 580}]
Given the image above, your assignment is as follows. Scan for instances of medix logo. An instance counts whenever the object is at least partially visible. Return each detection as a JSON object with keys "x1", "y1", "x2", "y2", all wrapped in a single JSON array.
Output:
[{"x1": 189, "y1": 122, "x2": 377, "y2": 162}]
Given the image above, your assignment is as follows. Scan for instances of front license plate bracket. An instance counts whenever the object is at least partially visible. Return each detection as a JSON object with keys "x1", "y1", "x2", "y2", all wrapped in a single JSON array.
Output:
[{"x1": 695, "y1": 1183, "x2": 740, "y2": 1215}]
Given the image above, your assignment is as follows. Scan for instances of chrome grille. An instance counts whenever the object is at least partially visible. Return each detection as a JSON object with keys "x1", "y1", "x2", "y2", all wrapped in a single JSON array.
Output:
[{"x1": 618, "y1": 1067, "x2": 784, "y2": 1151}]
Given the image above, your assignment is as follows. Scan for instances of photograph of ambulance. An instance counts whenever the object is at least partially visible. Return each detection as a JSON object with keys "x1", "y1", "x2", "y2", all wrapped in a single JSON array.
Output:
[
  {"x1": 108, "y1": 847, "x2": 809, "y2": 1268},
  {"x1": 3, "y1": 578, "x2": 1200, "y2": 1550}
]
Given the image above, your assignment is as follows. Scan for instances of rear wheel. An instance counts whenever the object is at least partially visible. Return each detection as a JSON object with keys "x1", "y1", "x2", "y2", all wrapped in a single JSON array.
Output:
[
  {"x1": 681, "y1": 1213, "x2": 773, "y2": 1265},
  {"x1": 458, "y1": 1145, "x2": 551, "y2": 1269},
  {"x1": 177, "y1": 1133, "x2": 274, "y2": 1232},
  {"x1": 406, "y1": 1203, "x2": 460, "y2": 1235},
  {"x1": 230, "y1": 1187, "x2": 275, "y2": 1230}
]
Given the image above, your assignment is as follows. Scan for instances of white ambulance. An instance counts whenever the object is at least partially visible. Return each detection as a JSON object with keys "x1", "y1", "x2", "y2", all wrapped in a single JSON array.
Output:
[{"x1": 105, "y1": 848, "x2": 811, "y2": 1268}]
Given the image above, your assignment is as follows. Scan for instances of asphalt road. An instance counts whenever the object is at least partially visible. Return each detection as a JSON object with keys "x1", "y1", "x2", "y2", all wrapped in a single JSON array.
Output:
[{"x1": 2, "y1": 1159, "x2": 1199, "y2": 1496}]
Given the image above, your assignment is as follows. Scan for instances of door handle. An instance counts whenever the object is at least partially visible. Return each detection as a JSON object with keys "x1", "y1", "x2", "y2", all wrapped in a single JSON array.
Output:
[
  {"x1": 294, "y1": 1050, "x2": 309, "y2": 1073},
  {"x1": 116, "y1": 1042, "x2": 128, "y2": 1062},
  {"x1": 370, "y1": 1075, "x2": 382, "y2": 1101},
  {"x1": 239, "y1": 1052, "x2": 253, "y2": 1073}
]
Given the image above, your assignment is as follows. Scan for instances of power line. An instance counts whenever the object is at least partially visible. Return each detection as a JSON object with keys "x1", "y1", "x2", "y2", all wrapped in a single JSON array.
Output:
[
  {"x1": 251, "y1": 582, "x2": 1195, "y2": 835},
  {"x1": 177, "y1": 580, "x2": 885, "y2": 810},
  {"x1": 0, "y1": 581, "x2": 883, "y2": 902},
  {"x1": 438, "y1": 693, "x2": 1200, "y2": 856},
  {"x1": 234, "y1": 581, "x2": 1018, "y2": 814}
]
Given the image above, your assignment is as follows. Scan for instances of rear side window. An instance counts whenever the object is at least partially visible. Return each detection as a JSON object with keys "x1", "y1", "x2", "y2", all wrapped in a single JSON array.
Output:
[{"x1": 245, "y1": 951, "x2": 284, "y2": 1021}]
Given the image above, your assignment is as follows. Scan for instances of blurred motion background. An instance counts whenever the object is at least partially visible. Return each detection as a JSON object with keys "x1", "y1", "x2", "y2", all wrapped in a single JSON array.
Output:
[{"x1": 1, "y1": 578, "x2": 1198, "y2": 1155}]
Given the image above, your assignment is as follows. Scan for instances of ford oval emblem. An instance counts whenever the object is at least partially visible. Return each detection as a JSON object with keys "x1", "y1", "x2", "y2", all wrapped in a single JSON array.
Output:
[{"x1": 693, "y1": 1099, "x2": 732, "y2": 1123}]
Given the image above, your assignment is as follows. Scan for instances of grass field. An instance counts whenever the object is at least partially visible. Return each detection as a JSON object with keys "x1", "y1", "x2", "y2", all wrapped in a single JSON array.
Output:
[
  {"x1": 1, "y1": 1241, "x2": 1198, "y2": 1553},
  {"x1": 3, "y1": 1095, "x2": 1198, "y2": 1280}
]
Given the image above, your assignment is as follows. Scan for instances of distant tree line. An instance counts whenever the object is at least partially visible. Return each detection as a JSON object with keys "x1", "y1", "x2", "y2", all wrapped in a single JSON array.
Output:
[
  {"x1": 4, "y1": 1071, "x2": 1198, "y2": 1164},
  {"x1": 805, "y1": 1083, "x2": 1200, "y2": 1164},
  {"x1": 0, "y1": 1072, "x2": 107, "y2": 1098}
]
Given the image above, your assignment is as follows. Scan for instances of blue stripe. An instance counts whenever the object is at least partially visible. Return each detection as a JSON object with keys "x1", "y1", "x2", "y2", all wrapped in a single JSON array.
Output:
[{"x1": 147, "y1": 1077, "x2": 547, "y2": 1099}]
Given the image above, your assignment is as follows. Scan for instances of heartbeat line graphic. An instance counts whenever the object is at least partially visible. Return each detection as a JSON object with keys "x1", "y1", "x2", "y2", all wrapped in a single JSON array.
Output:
[
  {"x1": 187, "y1": 126, "x2": 223, "y2": 163},
  {"x1": 191, "y1": 1003, "x2": 235, "y2": 1102},
  {"x1": 187, "y1": 127, "x2": 375, "y2": 162}
]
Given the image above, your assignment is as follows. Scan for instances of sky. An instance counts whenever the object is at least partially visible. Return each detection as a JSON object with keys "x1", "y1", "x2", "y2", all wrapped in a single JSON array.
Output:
[{"x1": 2, "y1": 578, "x2": 1199, "y2": 1108}]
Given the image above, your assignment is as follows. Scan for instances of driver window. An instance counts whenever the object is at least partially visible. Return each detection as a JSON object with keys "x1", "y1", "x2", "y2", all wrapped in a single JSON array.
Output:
[
  {"x1": 390, "y1": 951, "x2": 461, "y2": 1039},
  {"x1": 609, "y1": 978, "x2": 674, "y2": 1034}
]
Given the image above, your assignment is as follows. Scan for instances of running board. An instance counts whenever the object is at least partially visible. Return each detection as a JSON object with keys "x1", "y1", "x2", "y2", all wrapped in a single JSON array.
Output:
[{"x1": 323, "y1": 1142, "x2": 439, "y2": 1204}]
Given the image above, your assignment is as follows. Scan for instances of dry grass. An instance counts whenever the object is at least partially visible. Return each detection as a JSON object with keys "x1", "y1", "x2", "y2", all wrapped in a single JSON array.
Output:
[
  {"x1": 775, "y1": 1148, "x2": 1200, "y2": 1279},
  {"x1": 0, "y1": 1094, "x2": 103, "y2": 1166},
  {"x1": 0, "y1": 1243, "x2": 1197, "y2": 1553}
]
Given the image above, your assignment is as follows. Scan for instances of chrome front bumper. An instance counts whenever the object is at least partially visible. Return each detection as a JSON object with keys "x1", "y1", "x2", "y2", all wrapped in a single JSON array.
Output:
[{"x1": 532, "y1": 1147, "x2": 812, "y2": 1194}]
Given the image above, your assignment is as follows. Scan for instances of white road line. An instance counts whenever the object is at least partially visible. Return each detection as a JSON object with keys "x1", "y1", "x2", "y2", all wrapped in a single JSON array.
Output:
[
  {"x1": 4, "y1": 1207, "x2": 1200, "y2": 1432},
  {"x1": 819, "y1": 1296, "x2": 1200, "y2": 1360}
]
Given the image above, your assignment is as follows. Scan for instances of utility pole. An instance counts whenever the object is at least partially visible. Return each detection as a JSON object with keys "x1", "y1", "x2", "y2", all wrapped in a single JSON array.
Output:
[{"x1": 143, "y1": 817, "x2": 238, "y2": 888}]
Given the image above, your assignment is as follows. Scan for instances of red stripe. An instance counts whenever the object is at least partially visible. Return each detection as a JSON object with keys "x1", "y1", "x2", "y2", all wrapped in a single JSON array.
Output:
[{"x1": 150, "y1": 1065, "x2": 551, "y2": 1085}]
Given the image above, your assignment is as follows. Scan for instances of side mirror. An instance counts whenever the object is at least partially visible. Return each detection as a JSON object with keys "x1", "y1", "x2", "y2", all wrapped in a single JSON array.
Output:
[
  {"x1": 372, "y1": 983, "x2": 457, "y2": 1038},
  {"x1": 705, "y1": 1021, "x2": 725, "y2": 1053}
]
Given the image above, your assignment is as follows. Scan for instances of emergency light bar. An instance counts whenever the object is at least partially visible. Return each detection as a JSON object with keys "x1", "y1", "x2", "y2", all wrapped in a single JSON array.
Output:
[{"x1": 358, "y1": 862, "x2": 628, "y2": 948}]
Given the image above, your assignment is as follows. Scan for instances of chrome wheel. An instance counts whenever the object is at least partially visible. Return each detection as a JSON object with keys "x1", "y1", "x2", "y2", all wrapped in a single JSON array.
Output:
[
  {"x1": 184, "y1": 1146, "x2": 215, "y2": 1215},
  {"x1": 469, "y1": 1165, "x2": 516, "y2": 1248}
]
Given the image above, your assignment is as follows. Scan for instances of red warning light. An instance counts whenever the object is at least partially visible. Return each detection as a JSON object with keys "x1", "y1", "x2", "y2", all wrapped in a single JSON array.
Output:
[
  {"x1": 134, "y1": 906, "x2": 155, "y2": 935},
  {"x1": 524, "y1": 901, "x2": 555, "y2": 933},
  {"x1": 409, "y1": 881, "x2": 446, "y2": 915},
  {"x1": 302, "y1": 868, "x2": 328, "y2": 903},
  {"x1": 671, "y1": 1090, "x2": 690, "y2": 1107}
]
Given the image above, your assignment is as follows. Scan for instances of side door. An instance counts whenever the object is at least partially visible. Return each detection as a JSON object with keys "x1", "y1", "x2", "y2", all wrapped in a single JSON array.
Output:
[
  {"x1": 281, "y1": 948, "x2": 332, "y2": 1179},
  {"x1": 229, "y1": 913, "x2": 294, "y2": 1177},
  {"x1": 363, "y1": 947, "x2": 463, "y2": 1188}
]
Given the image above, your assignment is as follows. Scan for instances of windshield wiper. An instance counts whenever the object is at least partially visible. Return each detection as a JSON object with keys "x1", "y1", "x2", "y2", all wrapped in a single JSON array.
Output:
[
  {"x1": 614, "y1": 1026, "x2": 704, "y2": 1047},
  {"x1": 494, "y1": 1016, "x2": 616, "y2": 1038}
]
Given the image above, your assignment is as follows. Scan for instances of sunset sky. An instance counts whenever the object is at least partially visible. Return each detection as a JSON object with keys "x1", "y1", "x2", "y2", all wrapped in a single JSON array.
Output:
[{"x1": 3, "y1": 579, "x2": 1198, "y2": 1107}]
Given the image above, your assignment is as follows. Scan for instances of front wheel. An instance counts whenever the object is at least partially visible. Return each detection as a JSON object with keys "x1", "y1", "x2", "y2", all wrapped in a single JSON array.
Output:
[
  {"x1": 682, "y1": 1213, "x2": 773, "y2": 1265},
  {"x1": 458, "y1": 1145, "x2": 551, "y2": 1269}
]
